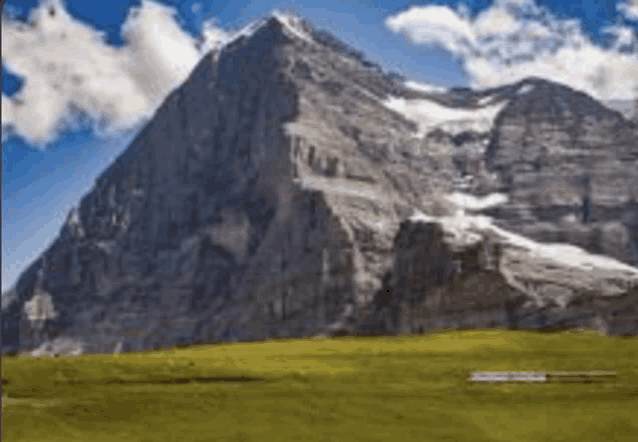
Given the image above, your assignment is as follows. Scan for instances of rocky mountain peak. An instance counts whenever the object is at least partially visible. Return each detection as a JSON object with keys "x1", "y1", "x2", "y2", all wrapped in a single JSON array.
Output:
[
  {"x1": 3, "y1": 14, "x2": 637, "y2": 356},
  {"x1": 502, "y1": 77, "x2": 626, "y2": 122}
]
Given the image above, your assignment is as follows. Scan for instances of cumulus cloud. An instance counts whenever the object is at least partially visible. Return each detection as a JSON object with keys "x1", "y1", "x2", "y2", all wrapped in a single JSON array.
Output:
[
  {"x1": 619, "y1": 0, "x2": 638, "y2": 21},
  {"x1": 386, "y1": 5, "x2": 476, "y2": 53},
  {"x1": 473, "y1": 4, "x2": 522, "y2": 36},
  {"x1": 200, "y1": 17, "x2": 230, "y2": 53},
  {"x1": 385, "y1": 0, "x2": 638, "y2": 101},
  {"x1": 1, "y1": 0, "x2": 229, "y2": 148},
  {"x1": 2, "y1": 94, "x2": 14, "y2": 127}
]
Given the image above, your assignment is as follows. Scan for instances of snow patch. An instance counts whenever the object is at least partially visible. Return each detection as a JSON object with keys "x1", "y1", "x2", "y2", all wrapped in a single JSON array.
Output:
[
  {"x1": 24, "y1": 290, "x2": 58, "y2": 322},
  {"x1": 362, "y1": 218, "x2": 389, "y2": 232},
  {"x1": 131, "y1": 188, "x2": 145, "y2": 198},
  {"x1": 214, "y1": 18, "x2": 268, "y2": 57},
  {"x1": 443, "y1": 192, "x2": 508, "y2": 212},
  {"x1": 294, "y1": 176, "x2": 388, "y2": 202},
  {"x1": 561, "y1": 213, "x2": 579, "y2": 224},
  {"x1": 493, "y1": 225, "x2": 638, "y2": 278},
  {"x1": 410, "y1": 204, "x2": 638, "y2": 280},
  {"x1": 96, "y1": 241, "x2": 116, "y2": 255},
  {"x1": 271, "y1": 11, "x2": 314, "y2": 44},
  {"x1": 216, "y1": 11, "x2": 314, "y2": 59},
  {"x1": 517, "y1": 84, "x2": 535, "y2": 95},
  {"x1": 478, "y1": 96, "x2": 494, "y2": 106},
  {"x1": 403, "y1": 81, "x2": 448, "y2": 94},
  {"x1": 67, "y1": 208, "x2": 80, "y2": 225},
  {"x1": 383, "y1": 96, "x2": 507, "y2": 137},
  {"x1": 410, "y1": 209, "x2": 490, "y2": 247},
  {"x1": 31, "y1": 337, "x2": 85, "y2": 357}
]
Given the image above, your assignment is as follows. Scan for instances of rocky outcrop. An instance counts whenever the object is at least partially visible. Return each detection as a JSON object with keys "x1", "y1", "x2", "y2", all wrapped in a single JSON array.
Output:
[
  {"x1": 2, "y1": 14, "x2": 637, "y2": 356},
  {"x1": 477, "y1": 78, "x2": 638, "y2": 266},
  {"x1": 367, "y1": 208, "x2": 638, "y2": 336}
]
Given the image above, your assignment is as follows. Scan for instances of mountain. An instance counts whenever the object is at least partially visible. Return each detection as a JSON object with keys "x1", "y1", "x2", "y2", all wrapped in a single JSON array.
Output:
[{"x1": 3, "y1": 13, "x2": 638, "y2": 355}]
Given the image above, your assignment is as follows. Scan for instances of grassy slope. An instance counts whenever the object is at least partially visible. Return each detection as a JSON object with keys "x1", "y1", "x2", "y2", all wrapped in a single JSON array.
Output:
[{"x1": 2, "y1": 330, "x2": 638, "y2": 442}]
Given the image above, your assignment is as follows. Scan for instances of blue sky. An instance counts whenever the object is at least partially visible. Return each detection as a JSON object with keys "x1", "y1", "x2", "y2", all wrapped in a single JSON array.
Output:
[{"x1": 2, "y1": 0, "x2": 638, "y2": 293}]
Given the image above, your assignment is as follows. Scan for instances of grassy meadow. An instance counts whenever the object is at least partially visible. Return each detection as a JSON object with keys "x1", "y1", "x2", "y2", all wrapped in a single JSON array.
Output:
[{"x1": 2, "y1": 329, "x2": 638, "y2": 441}]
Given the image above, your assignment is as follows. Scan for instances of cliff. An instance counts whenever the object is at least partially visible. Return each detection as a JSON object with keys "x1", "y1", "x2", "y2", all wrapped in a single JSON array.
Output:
[
  {"x1": 466, "y1": 78, "x2": 638, "y2": 265},
  {"x1": 367, "y1": 205, "x2": 638, "y2": 336}
]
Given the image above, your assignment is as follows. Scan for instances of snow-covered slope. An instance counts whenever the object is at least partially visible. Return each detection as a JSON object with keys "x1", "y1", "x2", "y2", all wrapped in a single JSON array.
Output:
[
  {"x1": 410, "y1": 192, "x2": 638, "y2": 296},
  {"x1": 215, "y1": 11, "x2": 315, "y2": 59},
  {"x1": 383, "y1": 95, "x2": 508, "y2": 137},
  {"x1": 403, "y1": 81, "x2": 448, "y2": 94}
]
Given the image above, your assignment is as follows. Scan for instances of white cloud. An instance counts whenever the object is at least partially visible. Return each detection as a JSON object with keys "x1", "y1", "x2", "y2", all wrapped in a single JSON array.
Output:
[
  {"x1": 386, "y1": 5, "x2": 476, "y2": 54},
  {"x1": 120, "y1": 1, "x2": 201, "y2": 101},
  {"x1": 473, "y1": 5, "x2": 521, "y2": 36},
  {"x1": 1, "y1": 0, "x2": 228, "y2": 148},
  {"x1": 619, "y1": 0, "x2": 638, "y2": 21},
  {"x1": 601, "y1": 24, "x2": 637, "y2": 50},
  {"x1": 385, "y1": 0, "x2": 638, "y2": 101},
  {"x1": 2, "y1": 94, "x2": 14, "y2": 128},
  {"x1": 200, "y1": 19, "x2": 230, "y2": 53}
]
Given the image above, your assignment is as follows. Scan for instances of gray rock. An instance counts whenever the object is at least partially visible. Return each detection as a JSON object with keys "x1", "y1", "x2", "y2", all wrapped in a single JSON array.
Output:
[
  {"x1": 2, "y1": 13, "x2": 638, "y2": 355},
  {"x1": 370, "y1": 210, "x2": 638, "y2": 335}
]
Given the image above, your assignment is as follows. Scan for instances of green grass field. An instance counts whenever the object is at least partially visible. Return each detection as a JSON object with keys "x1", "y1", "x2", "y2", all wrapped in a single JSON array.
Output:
[{"x1": 2, "y1": 330, "x2": 638, "y2": 441}]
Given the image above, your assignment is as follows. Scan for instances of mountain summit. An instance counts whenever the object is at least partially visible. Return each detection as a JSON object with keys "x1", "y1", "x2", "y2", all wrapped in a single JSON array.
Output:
[{"x1": 3, "y1": 13, "x2": 638, "y2": 355}]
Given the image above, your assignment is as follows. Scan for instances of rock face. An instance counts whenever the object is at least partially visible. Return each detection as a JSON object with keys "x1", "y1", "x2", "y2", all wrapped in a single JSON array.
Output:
[
  {"x1": 466, "y1": 78, "x2": 638, "y2": 266},
  {"x1": 2, "y1": 14, "x2": 638, "y2": 355},
  {"x1": 367, "y1": 210, "x2": 638, "y2": 336},
  {"x1": 383, "y1": 79, "x2": 638, "y2": 268},
  {"x1": 1, "y1": 15, "x2": 430, "y2": 354}
]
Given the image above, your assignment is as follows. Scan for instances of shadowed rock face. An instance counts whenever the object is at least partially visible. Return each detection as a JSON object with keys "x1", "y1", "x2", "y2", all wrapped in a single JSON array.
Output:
[
  {"x1": 2, "y1": 15, "x2": 638, "y2": 356},
  {"x1": 365, "y1": 215, "x2": 638, "y2": 336}
]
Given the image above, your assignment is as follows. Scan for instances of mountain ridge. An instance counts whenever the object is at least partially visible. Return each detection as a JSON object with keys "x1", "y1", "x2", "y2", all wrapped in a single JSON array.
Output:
[{"x1": 3, "y1": 13, "x2": 638, "y2": 354}]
